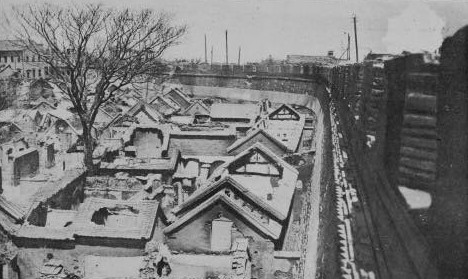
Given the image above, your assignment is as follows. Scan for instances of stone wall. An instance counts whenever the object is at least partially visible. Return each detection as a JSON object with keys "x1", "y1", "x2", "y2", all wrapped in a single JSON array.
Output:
[
  {"x1": 387, "y1": 56, "x2": 439, "y2": 191},
  {"x1": 172, "y1": 63, "x2": 442, "y2": 278},
  {"x1": 174, "y1": 63, "x2": 327, "y2": 83},
  {"x1": 328, "y1": 62, "x2": 438, "y2": 278},
  {"x1": 174, "y1": 74, "x2": 326, "y2": 102},
  {"x1": 328, "y1": 54, "x2": 439, "y2": 193},
  {"x1": 430, "y1": 26, "x2": 468, "y2": 277}
]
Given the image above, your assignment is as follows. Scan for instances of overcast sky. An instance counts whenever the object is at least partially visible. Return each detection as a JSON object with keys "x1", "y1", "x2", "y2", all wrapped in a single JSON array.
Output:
[{"x1": 2, "y1": 0, "x2": 468, "y2": 62}]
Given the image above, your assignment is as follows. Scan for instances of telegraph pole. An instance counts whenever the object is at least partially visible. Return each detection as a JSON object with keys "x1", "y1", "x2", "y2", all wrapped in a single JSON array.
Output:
[
  {"x1": 353, "y1": 15, "x2": 359, "y2": 62},
  {"x1": 347, "y1": 33, "x2": 351, "y2": 60},
  {"x1": 211, "y1": 46, "x2": 213, "y2": 65},
  {"x1": 225, "y1": 30, "x2": 229, "y2": 65},
  {"x1": 238, "y1": 46, "x2": 241, "y2": 65},
  {"x1": 204, "y1": 34, "x2": 207, "y2": 63}
]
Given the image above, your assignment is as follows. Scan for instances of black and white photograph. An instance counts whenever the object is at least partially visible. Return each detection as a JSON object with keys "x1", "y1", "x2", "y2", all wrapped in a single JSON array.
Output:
[{"x1": 0, "y1": 0, "x2": 467, "y2": 278}]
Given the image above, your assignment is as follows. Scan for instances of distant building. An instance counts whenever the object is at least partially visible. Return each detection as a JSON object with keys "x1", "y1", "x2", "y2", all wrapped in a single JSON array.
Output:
[
  {"x1": 286, "y1": 52, "x2": 343, "y2": 66},
  {"x1": 364, "y1": 52, "x2": 398, "y2": 62},
  {"x1": 0, "y1": 40, "x2": 49, "y2": 79}
]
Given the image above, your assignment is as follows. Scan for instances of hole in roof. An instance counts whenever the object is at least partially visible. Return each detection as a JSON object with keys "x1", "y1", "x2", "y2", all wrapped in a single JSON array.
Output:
[{"x1": 91, "y1": 205, "x2": 139, "y2": 226}]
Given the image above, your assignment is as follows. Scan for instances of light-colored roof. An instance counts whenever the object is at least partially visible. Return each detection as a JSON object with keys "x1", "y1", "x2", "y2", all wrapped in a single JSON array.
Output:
[
  {"x1": 149, "y1": 95, "x2": 180, "y2": 114},
  {"x1": 27, "y1": 168, "x2": 86, "y2": 205},
  {"x1": 169, "y1": 115, "x2": 194, "y2": 125},
  {"x1": 210, "y1": 103, "x2": 259, "y2": 120},
  {"x1": 164, "y1": 88, "x2": 192, "y2": 104},
  {"x1": 126, "y1": 101, "x2": 163, "y2": 122},
  {"x1": 0, "y1": 209, "x2": 20, "y2": 234},
  {"x1": 226, "y1": 128, "x2": 289, "y2": 154},
  {"x1": 105, "y1": 101, "x2": 163, "y2": 129},
  {"x1": 182, "y1": 99, "x2": 210, "y2": 115},
  {"x1": 71, "y1": 198, "x2": 159, "y2": 240},
  {"x1": 167, "y1": 129, "x2": 236, "y2": 156},
  {"x1": 0, "y1": 195, "x2": 25, "y2": 234},
  {"x1": 175, "y1": 175, "x2": 285, "y2": 221},
  {"x1": 0, "y1": 196, "x2": 26, "y2": 222},
  {"x1": 248, "y1": 105, "x2": 305, "y2": 152},
  {"x1": 165, "y1": 191, "x2": 282, "y2": 240},
  {"x1": 207, "y1": 143, "x2": 298, "y2": 218},
  {"x1": 15, "y1": 225, "x2": 74, "y2": 240},
  {"x1": 170, "y1": 129, "x2": 236, "y2": 137}
]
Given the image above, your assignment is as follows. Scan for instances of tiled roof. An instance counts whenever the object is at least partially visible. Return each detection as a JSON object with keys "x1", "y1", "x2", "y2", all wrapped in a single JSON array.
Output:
[
  {"x1": 105, "y1": 101, "x2": 163, "y2": 129},
  {"x1": 27, "y1": 168, "x2": 86, "y2": 205},
  {"x1": 212, "y1": 142, "x2": 298, "y2": 179},
  {"x1": 168, "y1": 129, "x2": 236, "y2": 156},
  {"x1": 165, "y1": 192, "x2": 282, "y2": 240},
  {"x1": 0, "y1": 196, "x2": 26, "y2": 221},
  {"x1": 248, "y1": 105, "x2": 306, "y2": 152},
  {"x1": 163, "y1": 88, "x2": 192, "y2": 108},
  {"x1": 71, "y1": 198, "x2": 159, "y2": 240},
  {"x1": 207, "y1": 143, "x2": 299, "y2": 218},
  {"x1": 15, "y1": 225, "x2": 74, "y2": 240},
  {"x1": 170, "y1": 129, "x2": 236, "y2": 137},
  {"x1": 174, "y1": 175, "x2": 286, "y2": 221},
  {"x1": 149, "y1": 95, "x2": 180, "y2": 115},
  {"x1": 210, "y1": 103, "x2": 259, "y2": 120},
  {"x1": 0, "y1": 209, "x2": 20, "y2": 234},
  {"x1": 182, "y1": 99, "x2": 210, "y2": 116},
  {"x1": 31, "y1": 99, "x2": 56, "y2": 111},
  {"x1": 226, "y1": 128, "x2": 289, "y2": 154},
  {"x1": 126, "y1": 101, "x2": 163, "y2": 122}
]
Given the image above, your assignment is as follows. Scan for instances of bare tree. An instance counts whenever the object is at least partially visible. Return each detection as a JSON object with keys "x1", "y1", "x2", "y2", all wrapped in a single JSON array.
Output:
[{"x1": 13, "y1": 3, "x2": 186, "y2": 173}]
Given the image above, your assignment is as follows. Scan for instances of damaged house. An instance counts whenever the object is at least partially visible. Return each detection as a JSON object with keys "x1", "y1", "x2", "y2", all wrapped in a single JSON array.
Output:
[{"x1": 164, "y1": 143, "x2": 300, "y2": 278}]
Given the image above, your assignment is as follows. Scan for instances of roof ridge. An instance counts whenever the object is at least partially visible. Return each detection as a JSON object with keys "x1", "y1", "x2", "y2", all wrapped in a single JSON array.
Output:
[
  {"x1": 174, "y1": 175, "x2": 286, "y2": 221},
  {"x1": 164, "y1": 192, "x2": 280, "y2": 239},
  {"x1": 226, "y1": 127, "x2": 289, "y2": 153}
]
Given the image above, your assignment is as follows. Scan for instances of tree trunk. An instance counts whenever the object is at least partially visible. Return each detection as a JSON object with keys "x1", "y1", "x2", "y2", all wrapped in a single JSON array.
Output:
[{"x1": 82, "y1": 128, "x2": 95, "y2": 175}]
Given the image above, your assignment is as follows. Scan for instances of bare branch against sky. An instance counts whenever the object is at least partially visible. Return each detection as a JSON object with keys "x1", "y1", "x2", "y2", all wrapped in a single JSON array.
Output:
[
  {"x1": 11, "y1": 3, "x2": 186, "y2": 172},
  {"x1": 2, "y1": 0, "x2": 467, "y2": 62}
]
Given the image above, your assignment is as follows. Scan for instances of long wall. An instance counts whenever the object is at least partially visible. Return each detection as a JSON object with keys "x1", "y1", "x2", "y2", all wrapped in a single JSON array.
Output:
[
  {"x1": 328, "y1": 59, "x2": 438, "y2": 278},
  {"x1": 172, "y1": 70, "x2": 437, "y2": 278},
  {"x1": 431, "y1": 26, "x2": 468, "y2": 277},
  {"x1": 170, "y1": 78, "x2": 332, "y2": 278},
  {"x1": 327, "y1": 44, "x2": 467, "y2": 277}
]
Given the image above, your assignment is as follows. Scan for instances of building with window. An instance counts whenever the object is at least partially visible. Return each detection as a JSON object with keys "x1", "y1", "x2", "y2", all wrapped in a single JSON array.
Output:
[{"x1": 0, "y1": 40, "x2": 49, "y2": 79}]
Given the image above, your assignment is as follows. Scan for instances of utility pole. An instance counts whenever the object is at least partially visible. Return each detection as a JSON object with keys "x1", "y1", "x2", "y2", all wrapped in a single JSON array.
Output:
[
  {"x1": 204, "y1": 34, "x2": 207, "y2": 63},
  {"x1": 211, "y1": 46, "x2": 213, "y2": 65},
  {"x1": 225, "y1": 30, "x2": 229, "y2": 65},
  {"x1": 238, "y1": 46, "x2": 241, "y2": 65},
  {"x1": 353, "y1": 15, "x2": 359, "y2": 63},
  {"x1": 347, "y1": 33, "x2": 351, "y2": 60}
]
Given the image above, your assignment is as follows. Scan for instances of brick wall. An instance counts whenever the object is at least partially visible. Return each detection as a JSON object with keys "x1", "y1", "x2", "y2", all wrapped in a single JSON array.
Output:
[
  {"x1": 431, "y1": 26, "x2": 468, "y2": 277},
  {"x1": 328, "y1": 58, "x2": 439, "y2": 278}
]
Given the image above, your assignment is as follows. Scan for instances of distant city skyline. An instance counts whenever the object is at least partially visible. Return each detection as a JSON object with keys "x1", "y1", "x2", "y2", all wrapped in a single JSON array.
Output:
[{"x1": 1, "y1": 0, "x2": 468, "y2": 62}]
